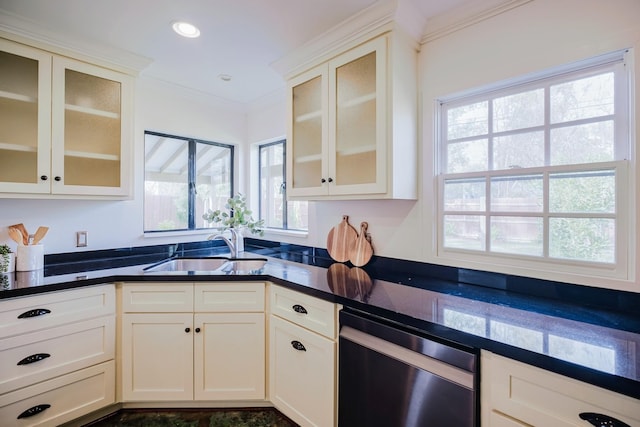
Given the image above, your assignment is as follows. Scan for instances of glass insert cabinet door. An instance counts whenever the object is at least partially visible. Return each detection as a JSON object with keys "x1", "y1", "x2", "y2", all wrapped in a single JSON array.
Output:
[
  {"x1": 288, "y1": 65, "x2": 329, "y2": 197},
  {"x1": 52, "y1": 57, "x2": 128, "y2": 195},
  {"x1": 329, "y1": 37, "x2": 386, "y2": 196},
  {"x1": 0, "y1": 40, "x2": 52, "y2": 193}
]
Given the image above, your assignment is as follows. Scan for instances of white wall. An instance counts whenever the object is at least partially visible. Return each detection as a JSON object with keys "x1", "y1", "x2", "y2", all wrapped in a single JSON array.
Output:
[
  {"x1": 419, "y1": 0, "x2": 640, "y2": 291},
  {"x1": 0, "y1": 76, "x2": 247, "y2": 254},
  {"x1": 1, "y1": 0, "x2": 639, "y2": 293}
]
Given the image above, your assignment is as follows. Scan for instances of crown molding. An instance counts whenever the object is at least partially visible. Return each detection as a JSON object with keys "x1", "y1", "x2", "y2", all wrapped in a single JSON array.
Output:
[
  {"x1": 421, "y1": 0, "x2": 533, "y2": 44},
  {"x1": 271, "y1": 0, "x2": 425, "y2": 80},
  {"x1": 0, "y1": 10, "x2": 152, "y2": 75}
]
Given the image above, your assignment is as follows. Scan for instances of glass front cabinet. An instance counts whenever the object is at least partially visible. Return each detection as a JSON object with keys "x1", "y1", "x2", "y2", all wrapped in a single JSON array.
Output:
[
  {"x1": 286, "y1": 34, "x2": 417, "y2": 200},
  {"x1": 0, "y1": 38, "x2": 133, "y2": 198}
]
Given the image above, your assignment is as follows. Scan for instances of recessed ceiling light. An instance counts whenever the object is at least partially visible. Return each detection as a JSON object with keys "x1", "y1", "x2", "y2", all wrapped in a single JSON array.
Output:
[{"x1": 172, "y1": 21, "x2": 200, "y2": 38}]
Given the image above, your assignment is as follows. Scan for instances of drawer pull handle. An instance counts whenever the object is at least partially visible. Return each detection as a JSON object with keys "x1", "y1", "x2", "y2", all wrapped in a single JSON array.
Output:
[
  {"x1": 17, "y1": 404, "x2": 51, "y2": 419},
  {"x1": 17, "y1": 353, "x2": 51, "y2": 365},
  {"x1": 292, "y1": 304, "x2": 308, "y2": 314},
  {"x1": 18, "y1": 308, "x2": 51, "y2": 319},
  {"x1": 291, "y1": 340, "x2": 306, "y2": 351},
  {"x1": 579, "y1": 412, "x2": 631, "y2": 427}
]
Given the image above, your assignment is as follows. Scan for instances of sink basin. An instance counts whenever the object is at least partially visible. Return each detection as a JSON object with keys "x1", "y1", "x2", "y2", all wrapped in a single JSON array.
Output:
[
  {"x1": 144, "y1": 257, "x2": 229, "y2": 272},
  {"x1": 219, "y1": 259, "x2": 267, "y2": 273},
  {"x1": 144, "y1": 257, "x2": 267, "y2": 273}
]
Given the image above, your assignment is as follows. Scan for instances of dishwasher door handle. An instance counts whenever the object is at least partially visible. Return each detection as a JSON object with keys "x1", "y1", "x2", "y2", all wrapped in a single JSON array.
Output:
[{"x1": 340, "y1": 325, "x2": 474, "y2": 389}]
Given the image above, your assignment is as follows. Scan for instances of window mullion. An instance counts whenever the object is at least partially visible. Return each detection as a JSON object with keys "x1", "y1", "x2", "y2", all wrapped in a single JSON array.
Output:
[{"x1": 188, "y1": 140, "x2": 196, "y2": 230}]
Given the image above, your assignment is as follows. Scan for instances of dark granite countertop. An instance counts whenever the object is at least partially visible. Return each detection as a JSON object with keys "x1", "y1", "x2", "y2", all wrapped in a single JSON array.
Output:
[{"x1": 1, "y1": 240, "x2": 639, "y2": 401}]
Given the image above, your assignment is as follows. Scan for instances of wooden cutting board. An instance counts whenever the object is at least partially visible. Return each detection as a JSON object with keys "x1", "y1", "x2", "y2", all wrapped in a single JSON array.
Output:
[
  {"x1": 349, "y1": 222, "x2": 373, "y2": 267},
  {"x1": 327, "y1": 215, "x2": 358, "y2": 263}
]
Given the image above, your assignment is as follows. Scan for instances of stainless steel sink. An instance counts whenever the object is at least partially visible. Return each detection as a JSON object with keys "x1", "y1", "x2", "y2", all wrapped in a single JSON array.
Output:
[
  {"x1": 143, "y1": 257, "x2": 267, "y2": 273},
  {"x1": 219, "y1": 259, "x2": 267, "y2": 273}
]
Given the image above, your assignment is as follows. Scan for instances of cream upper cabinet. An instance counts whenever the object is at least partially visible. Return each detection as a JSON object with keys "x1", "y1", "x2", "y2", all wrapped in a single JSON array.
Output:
[
  {"x1": 0, "y1": 38, "x2": 133, "y2": 198},
  {"x1": 286, "y1": 33, "x2": 417, "y2": 200}
]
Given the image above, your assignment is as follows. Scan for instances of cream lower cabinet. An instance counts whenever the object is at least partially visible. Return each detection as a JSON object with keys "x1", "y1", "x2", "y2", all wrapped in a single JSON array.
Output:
[
  {"x1": 269, "y1": 284, "x2": 339, "y2": 427},
  {"x1": 0, "y1": 284, "x2": 115, "y2": 427},
  {"x1": 481, "y1": 351, "x2": 640, "y2": 426},
  {"x1": 120, "y1": 282, "x2": 265, "y2": 402}
]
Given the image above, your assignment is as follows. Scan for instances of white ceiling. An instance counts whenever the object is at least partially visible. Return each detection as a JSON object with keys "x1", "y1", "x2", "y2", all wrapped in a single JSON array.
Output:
[{"x1": 0, "y1": 0, "x2": 477, "y2": 105}]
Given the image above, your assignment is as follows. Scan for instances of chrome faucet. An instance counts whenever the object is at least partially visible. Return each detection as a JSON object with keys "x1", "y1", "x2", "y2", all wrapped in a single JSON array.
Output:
[{"x1": 207, "y1": 228, "x2": 239, "y2": 258}]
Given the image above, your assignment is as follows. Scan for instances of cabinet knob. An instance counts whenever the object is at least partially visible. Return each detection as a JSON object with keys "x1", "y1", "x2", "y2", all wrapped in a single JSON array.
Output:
[
  {"x1": 579, "y1": 412, "x2": 631, "y2": 427},
  {"x1": 17, "y1": 404, "x2": 51, "y2": 419},
  {"x1": 18, "y1": 308, "x2": 51, "y2": 319},
  {"x1": 195, "y1": 327, "x2": 201, "y2": 333},
  {"x1": 17, "y1": 353, "x2": 51, "y2": 366},
  {"x1": 54, "y1": 176, "x2": 62, "y2": 182},
  {"x1": 185, "y1": 327, "x2": 191, "y2": 333},
  {"x1": 328, "y1": 177, "x2": 333, "y2": 183},
  {"x1": 292, "y1": 304, "x2": 308, "y2": 314},
  {"x1": 321, "y1": 178, "x2": 326, "y2": 183},
  {"x1": 291, "y1": 340, "x2": 306, "y2": 351},
  {"x1": 40, "y1": 175, "x2": 48, "y2": 181}
]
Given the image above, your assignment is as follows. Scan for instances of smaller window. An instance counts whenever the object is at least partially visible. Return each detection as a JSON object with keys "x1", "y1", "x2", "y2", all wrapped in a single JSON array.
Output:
[
  {"x1": 144, "y1": 131, "x2": 234, "y2": 232},
  {"x1": 259, "y1": 140, "x2": 308, "y2": 231}
]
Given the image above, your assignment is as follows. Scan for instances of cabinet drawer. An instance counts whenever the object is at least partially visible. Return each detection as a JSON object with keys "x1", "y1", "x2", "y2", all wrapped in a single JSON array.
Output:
[
  {"x1": 0, "y1": 360, "x2": 115, "y2": 427},
  {"x1": 269, "y1": 285, "x2": 336, "y2": 338},
  {"x1": 0, "y1": 315, "x2": 115, "y2": 394},
  {"x1": 121, "y1": 283, "x2": 194, "y2": 312},
  {"x1": 483, "y1": 352, "x2": 640, "y2": 426},
  {"x1": 195, "y1": 282, "x2": 265, "y2": 312},
  {"x1": 0, "y1": 285, "x2": 114, "y2": 339}
]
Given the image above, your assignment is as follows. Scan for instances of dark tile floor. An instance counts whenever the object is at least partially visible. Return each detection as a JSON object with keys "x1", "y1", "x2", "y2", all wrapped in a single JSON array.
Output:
[{"x1": 84, "y1": 408, "x2": 299, "y2": 427}]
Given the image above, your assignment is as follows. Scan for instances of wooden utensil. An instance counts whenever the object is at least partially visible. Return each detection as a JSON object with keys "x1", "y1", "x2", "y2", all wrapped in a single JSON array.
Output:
[
  {"x1": 8, "y1": 227, "x2": 24, "y2": 245},
  {"x1": 349, "y1": 222, "x2": 373, "y2": 267},
  {"x1": 326, "y1": 215, "x2": 358, "y2": 263},
  {"x1": 32, "y1": 226, "x2": 49, "y2": 245},
  {"x1": 9, "y1": 223, "x2": 29, "y2": 245}
]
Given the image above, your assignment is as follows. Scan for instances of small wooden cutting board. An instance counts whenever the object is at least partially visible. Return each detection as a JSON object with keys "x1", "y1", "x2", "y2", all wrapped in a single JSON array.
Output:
[
  {"x1": 349, "y1": 222, "x2": 373, "y2": 267},
  {"x1": 327, "y1": 215, "x2": 358, "y2": 263}
]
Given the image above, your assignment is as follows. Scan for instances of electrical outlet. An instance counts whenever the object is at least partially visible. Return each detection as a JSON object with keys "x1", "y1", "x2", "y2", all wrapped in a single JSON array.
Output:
[{"x1": 76, "y1": 231, "x2": 88, "y2": 247}]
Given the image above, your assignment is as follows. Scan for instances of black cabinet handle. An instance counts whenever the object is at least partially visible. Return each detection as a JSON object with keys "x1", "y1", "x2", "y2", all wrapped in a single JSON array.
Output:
[
  {"x1": 291, "y1": 340, "x2": 306, "y2": 351},
  {"x1": 18, "y1": 404, "x2": 51, "y2": 419},
  {"x1": 18, "y1": 309, "x2": 51, "y2": 319},
  {"x1": 195, "y1": 327, "x2": 201, "y2": 333},
  {"x1": 321, "y1": 178, "x2": 326, "y2": 183},
  {"x1": 40, "y1": 175, "x2": 48, "y2": 181},
  {"x1": 54, "y1": 176, "x2": 61, "y2": 182},
  {"x1": 579, "y1": 412, "x2": 631, "y2": 427},
  {"x1": 185, "y1": 327, "x2": 191, "y2": 333},
  {"x1": 328, "y1": 177, "x2": 333, "y2": 183},
  {"x1": 17, "y1": 353, "x2": 51, "y2": 365},
  {"x1": 292, "y1": 304, "x2": 308, "y2": 314}
]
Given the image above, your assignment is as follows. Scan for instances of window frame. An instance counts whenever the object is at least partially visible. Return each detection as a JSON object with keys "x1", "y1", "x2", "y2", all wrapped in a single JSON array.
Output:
[
  {"x1": 258, "y1": 139, "x2": 307, "y2": 231},
  {"x1": 435, "y1": 49, "x2": 633, "y2": 281},
  {"x1": 143, "y1": 130, "x2": 234, "y2": 233}
]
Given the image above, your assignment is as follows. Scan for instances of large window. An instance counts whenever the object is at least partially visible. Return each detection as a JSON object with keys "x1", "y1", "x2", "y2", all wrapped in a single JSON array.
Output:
[
  {"x1": 259, "y1": 140, "x2": 307, "y2": 231},
  {"x1": 144, "y1": 131, "x2": 233, "y2": 232},
  {"x1": 438, "y1": 50, "x2": 631, "y2": 277}
]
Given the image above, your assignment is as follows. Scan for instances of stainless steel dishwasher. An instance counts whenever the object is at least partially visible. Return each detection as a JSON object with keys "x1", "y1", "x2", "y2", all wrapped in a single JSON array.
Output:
[{"x1": 339, "y1": 309, "x2": 478, "y2": 426}]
